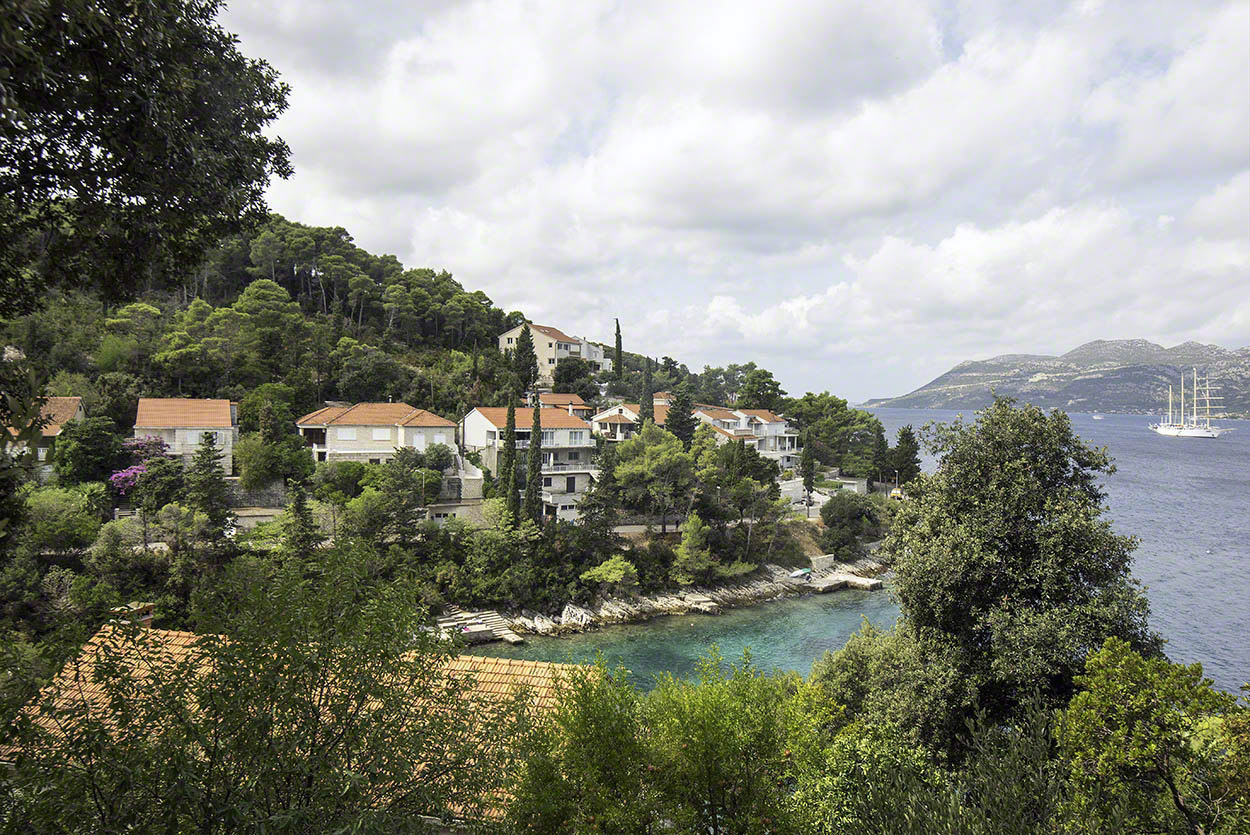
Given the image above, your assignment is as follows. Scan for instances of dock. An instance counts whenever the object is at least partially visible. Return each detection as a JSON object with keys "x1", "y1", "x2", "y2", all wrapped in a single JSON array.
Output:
[{"x1": 436, "y1": 605, "x2": 525, "y2": 645}]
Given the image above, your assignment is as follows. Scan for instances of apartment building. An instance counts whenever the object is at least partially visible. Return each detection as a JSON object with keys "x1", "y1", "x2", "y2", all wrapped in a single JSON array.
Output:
[
  {"x1": 498, "y1": 323, "x2": 614, "y2": 385},
  {"x1": 460, "y1": 407, "x2": 596, "y2": 521},
  {"x1": 295, "y1": 402, "x2": 457, "y2": 464}
]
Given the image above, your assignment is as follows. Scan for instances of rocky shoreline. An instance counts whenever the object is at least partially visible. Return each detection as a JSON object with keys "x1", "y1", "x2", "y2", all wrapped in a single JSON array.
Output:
[{"x1": 506, "y1": 559, "x2": 887, "y2": 637}]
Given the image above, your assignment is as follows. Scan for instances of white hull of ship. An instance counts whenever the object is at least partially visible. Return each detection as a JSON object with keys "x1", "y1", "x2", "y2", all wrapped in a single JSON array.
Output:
[{"x1": 1150, "y1": 423, "x2": 1222, "y2": 438}]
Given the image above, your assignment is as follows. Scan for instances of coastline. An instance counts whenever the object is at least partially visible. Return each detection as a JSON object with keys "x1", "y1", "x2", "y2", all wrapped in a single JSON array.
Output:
[{"x1": 505, "y1": 558, "x2": 888, "y2": 638}]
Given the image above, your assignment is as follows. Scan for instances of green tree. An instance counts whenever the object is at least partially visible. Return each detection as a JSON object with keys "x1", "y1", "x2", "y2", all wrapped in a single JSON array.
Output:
[
  {"x1": 51, "y1": 416, "x2": 124, "y2": 485},
  {"x1": 18, "y1": 486, "x2": 104, "y2": 558},
  {"x1": 639, "y1": 358, "x2": 654, "y2": 425},
  {"x1": 579, "y1": 555, "x2": 639, "y2": 596},
  {"x1": 819, "y1": 491, "x2": 880, "y2": 560},
  {"x1": 884, "y1": 399, "x2": 1161, "y2": 748},
  {"x1": 184, "y1": 432, "x2": 232, "y2": 534},
  {"x1": 737, "y1": 368, "x2": 786, "y2": 412},
  {"x1": 666, "y1": 385, "x2": 698, "y2": 450},
  {"x1": 500, "y1": 402, "x2": 520, "y2": 526},
  {"x1": 800, "y1": 443, "x2": 816, "y2": 517},
  {"x1": 891, "y1": 424, "x2": 921, "y2": 485},
  {"x1": 553, "y1": 357, "x2": 598, "y2": 403},
  {"x1": 1059, "y1": 638, "x2": 1249, "y2": 835},
  {"x1": 671, "y1": 511, "x2": 715, "y2": 586},
  {"x1": 523, "y1": 404, "x2": 544, "y2": 524},
  {"x1": 614, "y1": 318, "x2": 622, "y2": 379},
  {"x1": 615, "y1": 422, "x2": 695, "y2": 533},
  {"x1": 281, "y1": 480, "x2": 322, "y2": 556},
  {"x1": 4, "y1": 549, "x2": 527, "y2": 831},
  {"x1": 514, "y1": 325, "x2": 539, "y2": 392},
  {"x1": 0, "y1": 0, "x2": 292, "y2": 316}
]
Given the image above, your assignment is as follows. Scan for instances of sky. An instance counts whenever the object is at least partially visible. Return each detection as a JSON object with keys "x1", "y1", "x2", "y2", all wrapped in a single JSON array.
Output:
[{"x1": 220, "y1": 0, "x2": 1250, "y2": 402}]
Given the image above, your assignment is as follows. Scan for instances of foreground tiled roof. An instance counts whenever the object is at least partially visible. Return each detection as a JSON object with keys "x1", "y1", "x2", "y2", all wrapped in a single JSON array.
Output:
[
  {"x1": 296, "y1": 403, "x2": 456, "y2": 428},
  {"x1": 3, "y1": 625, "x2": 579, "y2": 764},
  {"x1": 530, "y1": 323, "x2": 578, "y2": 343},
  {"x1": 471, "y1": 407, "x2": 590, "y2": 430},
  {"x1": 538, "y1": 393, "x2": 585, "y2": 407},
  {"x1": 135, "y1": 398, "x2": 232, "y2": 428}
]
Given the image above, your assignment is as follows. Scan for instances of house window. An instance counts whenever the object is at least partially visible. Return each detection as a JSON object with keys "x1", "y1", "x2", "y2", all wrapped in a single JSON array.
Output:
[
  {"x1": 568, "y1": 430, "x2": 584, "y2": 444},
  {"x1": 487, "y1": 430, "x2": 496, "y2": 443},
  {"x1": 541, "y1": 430, "x2": 555, "y2": 444},
  {"x1": 507, "y1": 337, "x2": 514, "y2": 344},
  {"x1": 369, "y1": 458, "x2": 381, "y2": 465},
  {"x1": 317, "y1": 451, "x2": 327, "y2": 462},
  {"x1": 543, "y1": 477, "x2": 552, "y2": 487},
  {"x1": 548, "y1": 358, "x2": 555, "y2": 365},
  {"x1": 568, "y1": 451, "x2": 579, "y2": 461},
  {"x1": 372, "y1": 427, "x2": 391, "y2": 441},
  {"x1": 337, "y1": 427, "x2": 357, "y2": 441}
]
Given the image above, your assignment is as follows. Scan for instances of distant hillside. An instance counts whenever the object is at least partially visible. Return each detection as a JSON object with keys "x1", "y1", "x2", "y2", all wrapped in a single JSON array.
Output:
[{"x1": 864, "y1": 340, "x2": 1250, "y2": 416}]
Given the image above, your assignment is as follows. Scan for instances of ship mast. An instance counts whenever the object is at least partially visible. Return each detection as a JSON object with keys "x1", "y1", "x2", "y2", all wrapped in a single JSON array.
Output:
[
  {"x1": 1168, "y1": 384, "x2": 1173, "y2": 424},
  {"x1": 1193, "y1": 368, "x2": 1198, "y2": 427}
]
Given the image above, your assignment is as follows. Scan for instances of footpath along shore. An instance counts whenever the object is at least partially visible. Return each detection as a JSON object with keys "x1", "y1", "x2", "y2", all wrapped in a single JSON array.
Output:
[{"x1": 504, "y1": 557, "x2": 887, "y2": 638}]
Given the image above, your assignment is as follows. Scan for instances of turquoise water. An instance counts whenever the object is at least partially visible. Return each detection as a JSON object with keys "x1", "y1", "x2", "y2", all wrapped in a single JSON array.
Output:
[
  {"x1": 472, "y1": 408, "x2": 1250, "y2": 693},
  {"x1": 468, "y1": 588, "x2": 900, "y2": 688}
]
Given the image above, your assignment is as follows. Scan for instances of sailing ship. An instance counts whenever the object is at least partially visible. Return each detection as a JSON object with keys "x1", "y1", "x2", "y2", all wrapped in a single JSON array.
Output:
[{"x1": 1149, "y1": 368, "x2": 1227, "y2": 438}]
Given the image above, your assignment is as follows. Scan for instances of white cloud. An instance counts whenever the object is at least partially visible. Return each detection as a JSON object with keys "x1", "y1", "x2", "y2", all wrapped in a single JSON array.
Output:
[{"x1": 221, "y1": 0, "x2": 1250, "y2": 401}]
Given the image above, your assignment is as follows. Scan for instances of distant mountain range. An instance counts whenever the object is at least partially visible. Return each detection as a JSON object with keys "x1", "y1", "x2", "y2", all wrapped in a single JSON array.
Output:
[{"x1": 863, "y1": 340, "x2": 1250, "y2": 417}]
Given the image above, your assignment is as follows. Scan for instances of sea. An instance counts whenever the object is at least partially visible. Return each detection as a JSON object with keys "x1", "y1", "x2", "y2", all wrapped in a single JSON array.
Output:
[{"x1": 470, "y1": 408, "x2": 1250, "y2": 694}]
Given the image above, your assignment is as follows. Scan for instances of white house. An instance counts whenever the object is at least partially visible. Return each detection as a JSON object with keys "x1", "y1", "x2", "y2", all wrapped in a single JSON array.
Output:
[
  {"x1": 7, "y1": 396, "x2": 86, "y2": 477},
  {"x1": 498, "y1": 323, "x2": 614, "y2": 385},
  {"x1": 460, "y1": 407, "x2": 596, "y2": 521},
  {"x1": 295, "y1": 402, "x2": 458, "y2": 464},
  {"x1": 589, "y1": 402, "x2": 669, "y2": 442},
  {"x1": 692, "y1": 404, "x2": 801, "y2": 469},
  {"x1": 134, "y1": 398, "x2": 237, "y2": 474}
]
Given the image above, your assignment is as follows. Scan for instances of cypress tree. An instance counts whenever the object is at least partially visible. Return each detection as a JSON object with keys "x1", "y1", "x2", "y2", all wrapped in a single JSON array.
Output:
[
  {"x1": 639, "y1": 358, "x2": 654, "y2": 425},
  {"x1": 666, "y1": 385, "x2": 697, "y2": 449},
  {"x1": 614, "y1": 318, "x2": 622, "y2": 378},
  {"x1": 283, "y1": 480, "x2": 322, "y2": 555},
  {"x1": 514, "y1": 324, "x2": 539, "y2": 392},
  {"x1": 500, "y1": 402, "x2": 519, "y2": 525},
  {"x1": 185, "y1": 431, "x2": 232, "y2": 534},
  {"x1": 523, "y1": 403, "x2": 544, "y2": 523}
]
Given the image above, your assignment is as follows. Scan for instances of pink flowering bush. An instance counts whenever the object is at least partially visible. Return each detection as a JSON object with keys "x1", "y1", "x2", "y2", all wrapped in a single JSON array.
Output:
[{"x1": 109, "y1": 464, "x2": 147, "y2": 496}]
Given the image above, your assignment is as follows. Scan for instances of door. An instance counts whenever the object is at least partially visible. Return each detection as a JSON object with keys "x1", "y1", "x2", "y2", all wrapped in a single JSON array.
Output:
[{"x1": 566, "y1": 476, "x2": 576, "y2": 493}]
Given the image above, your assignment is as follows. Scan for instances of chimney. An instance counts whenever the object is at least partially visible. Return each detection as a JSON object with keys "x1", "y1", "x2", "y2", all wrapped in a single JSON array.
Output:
[{"x1": 111, "y1": 601, "x2": 155, "y2": 629}]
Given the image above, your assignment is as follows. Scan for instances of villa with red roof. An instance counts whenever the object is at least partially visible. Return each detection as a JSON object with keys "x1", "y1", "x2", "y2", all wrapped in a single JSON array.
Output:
[
  {"x1": 498, "y1": 322, "x2": 613, "y2": 386},
  {"x1": 134, "y1": 398, "x2": 237, "y2": 473},
  {"x1": 8, "y1": 396, "x2": 86, "y2": 475},
  {"x1": 295, "y1": 402, "x2": 458, "y2": 465}
]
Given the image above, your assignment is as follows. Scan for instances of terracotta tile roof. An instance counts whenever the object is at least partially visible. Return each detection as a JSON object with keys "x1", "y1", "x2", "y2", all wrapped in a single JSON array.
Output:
[
  {"x1": 6, "y1": 396, "x2": 86, "y2": 438},
  {"x1": 471, "y1": 407, "x2": 590, "y2": 430},
  {"x1": 296, "y1": 403, "x2": 457, "y2": 428},
  {"x1": 134, "y1": 398, "x2": 233, "y2": 429},
  {"x1": 711, "y1": 425, "x2": 756, "y2": 441},
  {"x1": 539, "y1": 393, "x2": 585, "y2": 407},
  {"x1": 3, "y1": 625, "x2": 579, "y2": 764},
  {"x1": 739, "y1": 409, "x2": 786, "y2": 423},
  {"x1": 595, "y1": 414, "x2": 635, "y2": 425},
  {"x1": 398, "y1": 408, "x2": 457, "y2": 428},
  {"x1": 622, "y1": 404, "x2": 669, "y2": 425},
  {"x1": 693, "y1": 404, "x2": 739, "y2": 421},
  {"x1": 530, "y1": 323, "x2": 578, "y2": 343}
]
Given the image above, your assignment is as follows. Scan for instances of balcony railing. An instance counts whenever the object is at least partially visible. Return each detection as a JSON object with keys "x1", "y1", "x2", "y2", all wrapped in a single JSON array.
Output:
[{"x1": 541, "y1": 462, "x2": 597, "y2": 473}]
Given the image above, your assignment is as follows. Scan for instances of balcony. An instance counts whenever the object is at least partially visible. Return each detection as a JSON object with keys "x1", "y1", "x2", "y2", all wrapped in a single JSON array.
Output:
[{"x1": 541, "y1": 462, "x2": 598, "y2": 474}]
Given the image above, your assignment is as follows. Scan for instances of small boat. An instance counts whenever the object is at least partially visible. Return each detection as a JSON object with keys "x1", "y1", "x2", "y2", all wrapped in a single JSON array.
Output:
[
  {"x1": 1150, "y1": 369, "x2": 1227, "y2": 438},
  {"x1": 1092, "y1": 414, "x2": 1104, "y2": 420}
]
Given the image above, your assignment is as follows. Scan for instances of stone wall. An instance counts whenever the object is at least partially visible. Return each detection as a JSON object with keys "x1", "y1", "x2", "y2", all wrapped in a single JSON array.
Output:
[{"x1": 224, "y1": 478, "x2": 288, "y2": 509}]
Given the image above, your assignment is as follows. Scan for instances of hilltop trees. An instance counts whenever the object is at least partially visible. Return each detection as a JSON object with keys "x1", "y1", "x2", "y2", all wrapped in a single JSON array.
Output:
[
  {"x1": 0, "y1": 0, "x2": 292, "y2": 316},
  {"x1": 737, "y1": 368, "x2": 786, "y2": 412}
]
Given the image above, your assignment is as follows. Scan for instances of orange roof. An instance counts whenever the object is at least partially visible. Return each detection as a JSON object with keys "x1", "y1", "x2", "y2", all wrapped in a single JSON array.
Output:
[
  {"x1": 134, "y1": 398, "x2": 232, "y2": 428},
  {"x1": 694, "y1": 404, "x2": 738, "y2": 421},
  {"x1": 739, "y1": 409, "x2": 786, "y2": 423},
  {"x1": 399, "y1": 408, "x2": 457, "y2": 428},
  {"x1": 539, "y1": 393, "x2": 586, "y2": 407},
  {"x1": 14, "y1": 396, "x2": 84, "y2": 438},
  {"x1": 622, "y1": 404, "x2": 669, "y2": 425},
  {"x1": 596, "y1": 414, "x2": 635, "y2": 425},
  {"x1": 472, "y1": 407, "x2": 589, "y2": 430},
  {"x1": 530, "y1": 323, "x2": 578, "y2": 343},
  {"x1": 3, "y1": 625, "x2": 578, "y2": 766},
  {"x1": 296, "y1": 403, "x2": 456, "y2": 428}
]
